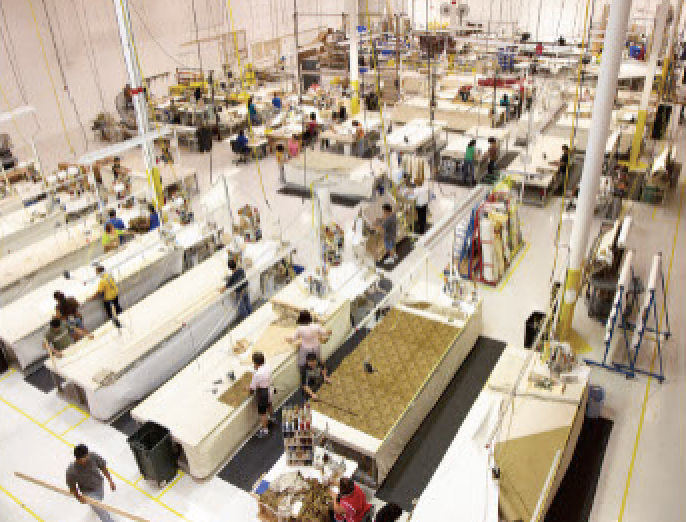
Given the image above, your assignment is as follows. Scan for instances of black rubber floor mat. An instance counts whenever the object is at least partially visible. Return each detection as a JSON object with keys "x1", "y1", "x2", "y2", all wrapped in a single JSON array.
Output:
[
  {"x1": 277, "y1": 187, "x2": 363, "y2": 208},
  {"x1": 375, "y1": 336, "x2": 506, "y2": 511},
  {"x1": 544, "y1": 416, "x2": 613, "y2": 522},
  {"x1": 376, "y1": 237, "x2": 413, "y2": 271},
  {"x1": 111, "y1": 410, "x2": 140, "y2": 437},
  {"x1": 24, "y1": 365, "x2": 60, "y2": 394},
  {"x1": 218, "y1": 328, "x2": 371, "y2": 492}
]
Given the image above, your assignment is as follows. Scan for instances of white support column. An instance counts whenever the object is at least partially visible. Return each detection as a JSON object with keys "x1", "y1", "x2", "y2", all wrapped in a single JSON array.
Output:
[
  {"x1": 112, "y1": 0, "x2": 159, "y2": 207},
  {"x1": 350, "y1": 0, "x2": 360, "y2": 115},
  {"x1": 557, "y1": 0, "x2": 634, "y2": 344}
]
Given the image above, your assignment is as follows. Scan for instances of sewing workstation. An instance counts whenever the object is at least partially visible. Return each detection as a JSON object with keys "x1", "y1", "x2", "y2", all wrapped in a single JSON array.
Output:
[{"x1": 0, "y1": 2, "x2": 683, "y2": 522}]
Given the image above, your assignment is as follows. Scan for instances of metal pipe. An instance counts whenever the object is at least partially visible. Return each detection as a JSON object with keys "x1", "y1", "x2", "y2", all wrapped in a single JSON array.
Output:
[{"x1": 557, "y1": 0, "x2": 633, "y2": 344}]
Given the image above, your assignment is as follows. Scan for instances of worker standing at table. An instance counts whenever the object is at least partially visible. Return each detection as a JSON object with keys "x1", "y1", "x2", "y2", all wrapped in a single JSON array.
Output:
[
  {"x1": 248, "y1": 96, "x2": 260, "y2": 125},
  {"x1": 500, "y1": 94, "x2": 510, "y2": 121},
  {"x1": 101, "y1": 223, "x2": 123, "y2": 253},
  {"x1": 219, "y1": 259, "x2": 251, "y2": 320},
  {"x1": 288, "y1": 135, "x2": 300, "y2": 158},
  {"x1": 550, "y1": 144, "x2": 570, "y2": 180},
  {"x1": 288, "y1": 311, "x2": 332, "y2": 382},
  {"x1": 66, "y1": 444, "x2": 116, "y2": 522},
  {"x1": 147, "y1": 203, "x2": 160, "y2": 231},
  {"x1": 276, "y1": 144, "x2": 286, "y2": 183},
  {"x1": 248, "y1": 351, "x2": 272, "y2": 438},
  {"x1": 352, "y1": 121, "x2": 365, "y2": 157},
  {"x1": 106, "y1": 209, "x2": 125, "y2": 230},
  {"x1": 43, "y1": 318, "x2": 92, "y2": 359},
  {"x1": 464, "y1": 139, "x2": 477, "y2": 186},
  {"x1": 331, "y1": 477, "x2": 372, "y2": 522},
  {"x1": 302, "y1": 352, "x2": 328, "y2": 401},
  {"x1": 272, "y1": 94, "x2": 282, "y2": 110},
  {"x1": 89, "y1": 266, "x2": 122, "y2": 327}
]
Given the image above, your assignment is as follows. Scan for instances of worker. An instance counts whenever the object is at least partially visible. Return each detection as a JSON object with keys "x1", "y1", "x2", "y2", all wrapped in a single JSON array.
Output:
[
  {"x1": 66, "y1": 444, "x2": 116, "y2": 522},
  {"x1": 148, "y1": 203, "x2": 160, "y2": 231},
  {"x1": 550, "y1": 144, "x2": 570, "y2": 179},
  {"x1": 272, "y1": 94, "x2": 282, "y2": 110},
  {"x1": 308, "y1": 112, "x2": 318, "y2": 134},
  {"x1": 112, "y1": 156, "x2": 123, "y2": 180},
  {"x1": 106, "y1": 209, "x2": 125, "y2": 231},
  {"x1": 331, "y1": 477, "x2": 372, "y2": 522},
  {"x1": 288, "y1": 135, "x2": 300, "y2": 158},
  {"x1": 276, "y1": 144, "x2": 286, "y2": 183},
  {"x1": 375, "y1": 203, "x2": 397, "y2": 265},
  {"x1": 43, "y1": 318, "x2": 91, "y2": 359},
  {"x1": 248, "y1": 96, "x2": 260, "y2": 125},
  {"x1": 301, "y1": 352, "x2": 328, "y2": 401},
  {"x1": 374, "y1": 503, "x2": 403, "y2": 522},
  {"x1": 219, "y1": 258, "x2": 251, "y2": 320},
  {"x1": 89, "y1": 265, "x2": 122, "y2": 327},
  {"x1": 54, "y1": 292, "x2": 89, "y2": 341},
  {"x1": 101, "y1": 223, "x2": 123, "y2": 253},
  {"x1": 247, "y1": 351, "x2": 272, "y2": 438},
  {"x1": 236, "y1": 129, "x2": 249, "y2": 151},
  {"x1": 464, "y1": 139, "x2": 477, "y2": 186},
  {"x1": 414, "y1": 177, "x2": 429, "y2": 235},
  {"x1": 352, "y1": 121, "x2": 365, "y2": 157},
  {"x1": 288, "y1": 310, "x2": 332, "y2": 384},
  {"x1": 487, "y1": 137, "x2": 499, "y2": 178},
  {"x1": 500, "y1": 94, "x2": 510, "y2": 121}
]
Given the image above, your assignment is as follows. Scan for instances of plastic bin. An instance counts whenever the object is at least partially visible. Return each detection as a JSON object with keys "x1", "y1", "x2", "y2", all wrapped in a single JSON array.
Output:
[
  {"x1": 587, "y1": 385, "x2": 605, "y2": 419},
  {"x1": 524, "y1": 311, "x2": 546, "y2": 349},
  {"x1": 127, "y1": 422, "x2": 177, "y2": 485}
]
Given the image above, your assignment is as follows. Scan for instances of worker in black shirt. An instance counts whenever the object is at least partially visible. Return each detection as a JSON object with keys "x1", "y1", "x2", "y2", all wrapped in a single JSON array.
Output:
[
  {"x1": 550, "y1": 144, "x2": 570, "y2": 179},
  {"x1": 219, "y1": 259, "x2": 251, "y2": 319}
]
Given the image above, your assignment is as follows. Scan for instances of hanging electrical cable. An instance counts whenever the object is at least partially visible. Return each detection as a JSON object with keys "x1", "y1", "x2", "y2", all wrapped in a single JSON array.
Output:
[
  {"x1": 26, "y1": 0, "x2": 76, "y2": 156},
  {"x1": 0, "y1": 0, "x2": 29, "y2": 104},
  {"x1": 71, "y1": 0, "x2": 107, "y2": 113},
  {"x1": 48, "y1": 0, "x2": 69, "y2": 66},
  {"x1": 37, "y1": 0, "x2": 90, "y2": 151},
  {"x1": 127, "y1": 0, "x2": 192, "y2": 68}
]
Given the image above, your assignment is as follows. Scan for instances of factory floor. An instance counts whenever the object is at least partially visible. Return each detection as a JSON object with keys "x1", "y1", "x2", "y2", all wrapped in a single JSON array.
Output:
[{"x1": 0, "y1": 128, "x2": 683, "y2": 522}]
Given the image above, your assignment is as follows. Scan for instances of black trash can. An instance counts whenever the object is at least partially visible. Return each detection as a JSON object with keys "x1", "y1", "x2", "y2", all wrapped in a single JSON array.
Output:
[
  {"x1": 524, "y1": 311, "x2": 546, "y2": 349},
  {"x1": 128, "y1": 422, "x2": 177, "y2": 485}
]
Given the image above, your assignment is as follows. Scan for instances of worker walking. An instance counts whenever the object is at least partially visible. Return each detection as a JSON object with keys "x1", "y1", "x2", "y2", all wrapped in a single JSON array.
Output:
[
  {"x1": 276, "y1": 144, "x2": 286, "y2": 183},
  {"x1": 487, "y1": 137, "x2": 499, "y2": 179},
  {"x1": 464, "y1": 139, "x2": 477, "y2": 186},
  {"x1": 331, "y1": 477, "x2": 372, "y2": 522},
  {"x1": 288, "y1": 310, "x2": 332, "y2": 384},
  {"x1": 219, "y1": 259, "x2": 251, "y2": 320},
  {"x1": 66, "y1": 444, "x2": 116, "y2": 522},
  {"x1": 248, "y1": 352, "x2": 272, "y2": 438},
  {"x1": 376, "y1": 203, "x2": 398, "y2": 265},
  {"x1": 89, "y1": 266, "x2": 122, "y2": 328}
]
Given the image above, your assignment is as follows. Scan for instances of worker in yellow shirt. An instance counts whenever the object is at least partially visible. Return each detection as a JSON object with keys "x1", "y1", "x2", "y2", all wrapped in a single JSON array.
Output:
[{"x1": 89, "y1": 265, "x2": 122, "y2": 327}]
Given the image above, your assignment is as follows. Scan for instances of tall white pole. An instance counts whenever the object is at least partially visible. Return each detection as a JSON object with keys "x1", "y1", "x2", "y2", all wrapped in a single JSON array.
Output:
[
  {"x1": 350, "y1": 0, "x2": 361, "y2": 115},
  {"x1": 112, "y1": 0, "x2": 159, "y2": 207},
  {"x1": 557, "y1": 0, "x2": 633, "y2": 344}
]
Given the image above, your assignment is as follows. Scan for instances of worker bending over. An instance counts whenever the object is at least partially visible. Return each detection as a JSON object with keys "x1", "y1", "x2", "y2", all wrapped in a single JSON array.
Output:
[
  {"x1": 67, "y1": 444, "x2": 116, "y2": 522},
  {"x1": 331, "y1": 477, "x2": 372, "y2": 522},
  {"x1": 89, "y1": 266, "x2": 122, "y2": 328},
  {"x1": 43, "y1": 318, "x2": 92, "y2": 359},
  {"x1": 219, "y1": 259, "x2": 251, "y2": 320},
  {"x1": 248, "y1": 351, "x2": 273, "y2": 438},
  {"x1": 288, "y1": 310, "x2": 332, "y2": 385},
  {"x1": 54, "y1": 291, "x2": 89, "y2": 340}
]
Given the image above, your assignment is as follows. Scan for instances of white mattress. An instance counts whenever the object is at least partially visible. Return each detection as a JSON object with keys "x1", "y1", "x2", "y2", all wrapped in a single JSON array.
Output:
[
  {"x1": 54, "y1": 240, "x2": 286, "y2": 393},
  {"x1": 0, "y1": 217, "x2": 102, "y2": 291},
  {"x1": 0, "y1": 231, "x2": 174, "y2": 344}
]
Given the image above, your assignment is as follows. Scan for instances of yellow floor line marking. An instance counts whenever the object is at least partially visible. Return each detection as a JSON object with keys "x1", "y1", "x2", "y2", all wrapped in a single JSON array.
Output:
[
  {"x1": 651, "y1": 204, "x2": 657, "y2": 220},
  {"x1": 41, "y1": 405, "x2": 71, "y2": 427},
  {"x1": 156, "y1": 471, "x2": 185, "y2": 499},
  {"x1": 498, "y1": 243, "x2": 531, "y2": 292},
  {"x1": 61, "y1": 414, "x2": 90, "y2": 436},
  {"x1": 0, "y1": 395, "x2": 190, "y2": 520},
  {"x1": 618, "y1": 184, "x2": 683, "y2": 521},
  {"x1": 0, "y1": 368, "x2": 16, "y2": 383},
  {"x1": 133, "y1": 475, "x2": 144, "y2": 485},
  {"x1": 0, "y1": 483, "x2": 44, "y2": 521},
  {"x1": 68, "y1": 403, "x2": 90, "y2": 417}
]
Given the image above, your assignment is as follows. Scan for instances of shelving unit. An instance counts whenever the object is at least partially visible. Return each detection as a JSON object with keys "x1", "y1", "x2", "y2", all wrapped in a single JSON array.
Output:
[{"x1": 282, "y1": 404, "x2": 314, "y2": 467}]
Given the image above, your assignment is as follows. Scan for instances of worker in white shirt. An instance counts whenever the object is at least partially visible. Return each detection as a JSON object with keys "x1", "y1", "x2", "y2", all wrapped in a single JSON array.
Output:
[
  {"x1": 247, "y1": 351, "x2": 273, "y2": 438},
  {"x1": 413, "y1": 177, "x2": 430, "y2": 235}
]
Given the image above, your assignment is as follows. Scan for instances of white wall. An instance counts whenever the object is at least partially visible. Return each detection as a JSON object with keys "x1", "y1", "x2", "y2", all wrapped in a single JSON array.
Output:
[{"x1": 0, "y1": 0, "x2": 673, "y2": 168}]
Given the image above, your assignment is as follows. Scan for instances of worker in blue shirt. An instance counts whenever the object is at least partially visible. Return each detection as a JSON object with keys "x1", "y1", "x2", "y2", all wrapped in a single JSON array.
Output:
[
  {"x1": 248, "y1": 96, "x2": 260, "y2": 125},
  {"x1": 272, "y1": 95, "x2": 282, "y2": 110},
  {"x1": 148, "y1": 204, "x2": 160, "y2": 231},
  {"x1": 236, "y1": 129, "x2": 249, "y2": 151},
  {"x1": 106, "y1": 209, "x2": 125, "y2": 230}
]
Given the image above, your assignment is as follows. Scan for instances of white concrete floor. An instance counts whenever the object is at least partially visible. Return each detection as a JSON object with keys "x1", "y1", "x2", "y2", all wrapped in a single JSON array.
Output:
[{"x1": 0, "y1": 127, "x2": 683, "y2": 521}]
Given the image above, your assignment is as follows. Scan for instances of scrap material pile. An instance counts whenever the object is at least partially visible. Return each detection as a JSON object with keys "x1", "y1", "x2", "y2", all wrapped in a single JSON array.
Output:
[
  {"x1": 313, "y1": 307, "x2": 460, "y2": 439},
  {"x1": 258, "y1": 473, "x2": 333, "y2": 522}
]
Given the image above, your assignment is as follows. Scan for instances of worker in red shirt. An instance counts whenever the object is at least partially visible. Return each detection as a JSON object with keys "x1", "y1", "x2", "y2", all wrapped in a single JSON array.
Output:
[
  {"x1": 331, "y1": 477, "x2": 372, "y2": 522},
  {"x1": 535, "y1": 42, "x2": 543, "y2": 55}
]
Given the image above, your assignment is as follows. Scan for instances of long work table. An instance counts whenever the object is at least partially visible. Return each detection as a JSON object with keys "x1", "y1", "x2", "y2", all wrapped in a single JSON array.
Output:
[
  {"x1": 53, "y1": 240, "x2": 294, "y2": 421},
  {"x1": 131, "y1": 262, "x2": 379, "y2": 478}
]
